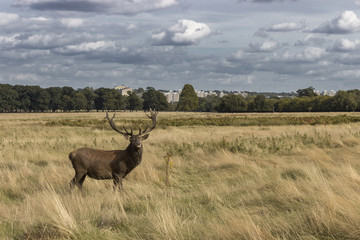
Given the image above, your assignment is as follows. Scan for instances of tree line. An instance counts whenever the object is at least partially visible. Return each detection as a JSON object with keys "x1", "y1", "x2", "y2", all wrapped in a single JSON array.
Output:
[
  {"x1": 0, "y1": 84, "x2": 169, "y2": 113},
  {"x1": 0, "y1": 84, "x2": 359, "y2": 113}
]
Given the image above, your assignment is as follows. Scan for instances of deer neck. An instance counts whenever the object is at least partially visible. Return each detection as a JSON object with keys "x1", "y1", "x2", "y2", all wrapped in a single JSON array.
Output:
[{"x1": 126, "y1": 144, "x2": 143, "y2": 161}]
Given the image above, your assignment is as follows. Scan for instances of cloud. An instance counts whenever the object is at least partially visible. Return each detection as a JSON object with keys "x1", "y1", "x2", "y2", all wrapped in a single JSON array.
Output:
[
  {"x1": 152, "y1": 19, "x2": 212, "y2": 46},
  {"x1": 248, "y1": 40, "x2": 280, "y2": 52},
  {"x1": 312, "y1": 11, "x2": 360, "y2": 34},
  {"x1": 281, "y1": 47, "x2": 326, "y2": 62},
  {"x1": 263, "y1": 22, "x2": 305, "y2": 32},
  {"x1": 237, "y1": 0, "x2": 298, "y2": 3},
  {"x1": 12, "y1": 0, "x2": 179, "y2": 15},
  {"x1": 330, "y1": 38, "x2": 360, "y2": 52},
  {"x1": 0, "y1": 12, "x2": 19, "y2": 25},
  {"x1": 56, "y1": 41, "x2": 116, "y2": 54},
  {"x1": 295, "y1": 34, "x2": 326, "y2": 46},
  {"x1": 61, "y1": 18, "x2": 84, "y2": 28}
]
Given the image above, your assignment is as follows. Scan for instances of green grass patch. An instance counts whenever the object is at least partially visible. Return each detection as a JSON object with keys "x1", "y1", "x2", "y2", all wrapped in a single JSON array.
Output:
[{"x1": 45, "y1": 114, "x2": 360, "y2": 128}]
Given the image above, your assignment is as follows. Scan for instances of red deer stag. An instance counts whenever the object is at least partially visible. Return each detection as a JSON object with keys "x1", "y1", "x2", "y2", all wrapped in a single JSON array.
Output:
[{"x1": 68, "y1": 109, "x2": 157, "y2": 192}]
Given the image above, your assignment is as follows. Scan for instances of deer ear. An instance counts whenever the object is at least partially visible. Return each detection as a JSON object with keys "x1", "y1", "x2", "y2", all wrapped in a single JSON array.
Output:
[
  {"x1": 123, "y1": 135, "x2": 130, "y2": 140},
  {"x1": 141, "y1": 134, "x2": 150, "y2": 140}
]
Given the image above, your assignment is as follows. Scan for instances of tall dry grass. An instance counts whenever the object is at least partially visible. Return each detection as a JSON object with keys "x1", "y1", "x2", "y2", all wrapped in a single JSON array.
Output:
[{"x1": 1, "y1": 112, "x2": 360, "y2": 239}]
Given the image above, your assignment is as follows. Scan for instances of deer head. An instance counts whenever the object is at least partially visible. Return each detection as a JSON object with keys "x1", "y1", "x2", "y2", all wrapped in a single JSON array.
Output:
[{"x1": 105, "y1": 109, "x2": 157, "y2": 148}]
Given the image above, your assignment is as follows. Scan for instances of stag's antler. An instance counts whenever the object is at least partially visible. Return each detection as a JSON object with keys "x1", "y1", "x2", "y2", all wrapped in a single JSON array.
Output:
[
  {"x1": 105, "y1": 110, "x2": 157, "y2": 137},
  {"x1": 105, "y1": 111, "x2": 132, "y2": 136},
  {"x1": 140, "y1": 108, "x2": 157, "y2": 136}
]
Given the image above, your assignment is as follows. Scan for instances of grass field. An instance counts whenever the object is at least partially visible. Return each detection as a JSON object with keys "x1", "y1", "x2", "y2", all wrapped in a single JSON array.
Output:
[{"x1": 1, "y1": 112, "x2": 360, "y2": 239}]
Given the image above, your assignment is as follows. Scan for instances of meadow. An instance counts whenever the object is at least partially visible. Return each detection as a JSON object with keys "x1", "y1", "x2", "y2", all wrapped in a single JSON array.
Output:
[{"x1": 1, "y1": 111, "x2": 360, "y2": 239}]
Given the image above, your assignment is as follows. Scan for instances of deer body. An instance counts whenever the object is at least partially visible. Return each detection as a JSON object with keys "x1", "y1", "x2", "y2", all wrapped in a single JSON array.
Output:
[{"x1": 69, "y1": 110, "x2": 156, "y2": 192}]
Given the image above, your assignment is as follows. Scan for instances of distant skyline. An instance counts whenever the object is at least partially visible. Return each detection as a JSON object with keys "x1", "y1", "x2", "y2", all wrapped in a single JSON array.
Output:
[{"x1": 1, "y1": 0, "x2": 360, "y2": 92}]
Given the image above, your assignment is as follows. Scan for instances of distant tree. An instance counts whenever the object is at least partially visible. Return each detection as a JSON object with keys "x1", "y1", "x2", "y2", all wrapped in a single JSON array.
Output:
[
  {"x1": 80, "y1": 87, "x2": 96, "y2": 111},
  {"x1": 94, "y1": 88, "x2": 125, "y2": 111},
  {"x1": 13, "y1": 85, "x2": 32, "y2": 112},
  {"x1": 333, "y1": 91, "x2": 358, "y2": 111},
  {"x1": 61, "y1": 86, "x2": 76, "y2": 111},
  {"x1": 296, "y1": 86, "x2": 317, "y2": 97},
  {"x1": 198, "y1": 95, "x2": 220, "y2": 112},
  {"x1": 26, "y1": 85, "x2": 42, "y2": 112},
  {"x1": 274, "y1": 98, "x2": 291, "y2": 112},
  {"x1": 142, "y1": 87, "x2": 169, "y2": 111},
  {"x1": 177, "y1": 84, "x2": 199, "y2": 111},
  {"x1": 46, "y1": 87, "x2": 63, "y2": 112},
  {"x1": 216, "y1": 94, "x2": 247, "y2": 113},
  {"x1": 0, "y1": 84, "x2": 18, "y2": 112},
  {"x1": 62, "y1": 86, "x2": 76, "y2": 97},
  {"x1": 37, "y1": 89, "x2": 50, "y2": 112},
  {"x1": 126, "y1": 92, "x2": 143, "y2": 111},
  {"x1": 73, "y1": 92, "x2": 87, "y2": 111},
  {"x1": 253, "y1": 94, "x2": 266, "y2": 112},
  {"x1": 62, "y1": 95, "x2": 75, "y2": 111}
]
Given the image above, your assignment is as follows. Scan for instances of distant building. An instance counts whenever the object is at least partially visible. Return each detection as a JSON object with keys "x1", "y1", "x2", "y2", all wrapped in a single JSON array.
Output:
[
  {"x1": 163, "y1": 89, "x2": 248, "y2": 103},
  {"x1": 115, "y1": 85, "x2": 133, "y2": 96},
  {"x1": 164, "y1": 90, "x2": 181, "y2": 104},
  {"x1": 316, "y1": 90, "x2": 337, "y2": 97}
]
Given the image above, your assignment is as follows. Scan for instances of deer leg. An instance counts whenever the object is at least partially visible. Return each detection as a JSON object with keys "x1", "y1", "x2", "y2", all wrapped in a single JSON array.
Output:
[
  {"x1": 70, "y1": 171, "x2": 87, "y2": 191},
  {"x1": 113, "y1": 174, "x2": 124, "y2": 191}
]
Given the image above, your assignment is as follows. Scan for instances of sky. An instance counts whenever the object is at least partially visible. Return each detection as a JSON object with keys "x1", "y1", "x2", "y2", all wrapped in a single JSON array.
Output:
[{"x1": 1, "y1": 0, "x2": 360, "y2": 92}]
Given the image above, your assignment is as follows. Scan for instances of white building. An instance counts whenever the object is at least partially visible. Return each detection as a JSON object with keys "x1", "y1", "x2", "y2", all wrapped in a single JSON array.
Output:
[{"x1": 164, "y1": 90, "x2": 181, "y2": 104}]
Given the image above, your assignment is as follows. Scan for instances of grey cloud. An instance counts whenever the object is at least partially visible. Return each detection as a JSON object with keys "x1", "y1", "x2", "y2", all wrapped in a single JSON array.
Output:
[
  {"x1": 262, "y1": 22, "x2": 305, "y2": 32},
  {"x1": 248, "y1": 40, "x2": 281, "y2": 52},
  {"x1": 253, "y1": 30, "x2": 270, "y2": 38},
  {"x1": 294, "y1": 34, "x2": 325, "y2": 47},
  {"x1": 237, "y1": 0, "x2": 298, "y2": 3},
  {"x1": 12, "y1": 0, "x2": 179, "y2": 15}
]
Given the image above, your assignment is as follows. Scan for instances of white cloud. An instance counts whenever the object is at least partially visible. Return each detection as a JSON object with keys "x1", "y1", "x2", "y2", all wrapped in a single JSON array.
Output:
[
  {"x1": 249, "y1": 40, "x2": 279, "y2": 52},
  {"x1": 263, "y1": 22, "x2": 305, "y2": 32},
  {"x1": 29, "y1": 16, "x2": 51, "y2": 21},
  {"x1": 281, "y1": 47, "x2": 326, "y2": 62},
  {"x1": 0, "y1": 12, "x2": 19, "y2": 25},
  {"x1": 152, "y1": 19, "x2": 212, "y2": 46},
  {"x1": 61, "y1": 18, "x2": 84, "y2": 28},
  {"x1": 312, "y1": 11, "x2": 360, "y2": 34},
  {"x1": 58, "y1": 41, "x2": 116, "y2": 54},
  {"x1": 331, "y1": 38, "x2": 360, "y2": 51}
]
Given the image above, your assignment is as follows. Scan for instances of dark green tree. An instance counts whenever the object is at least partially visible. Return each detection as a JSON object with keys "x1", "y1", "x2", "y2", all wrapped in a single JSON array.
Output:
[
  {"x1": 142, "y1": 87, "x2": 169, "y2": 111},
  {"x1": 37, "y1": 89, "x2": 50, "y2": 112},
  {"x1": 216, "y1": 94, "x2": 247, "y2": 113},
  {"x1": 0, "y1": 84, "x2": 18, "y2": 112},
  {"x1": 73, "y1": 92, "x2": 87, "y2": 111},
  {"x1": 177, "y1": 84, "x2": 199, "y2": 111},
  {"x1": 61, "y1": 86, "x2": 76, "y2": 111},
  {"x1": 126, "y1": 92, "x2": 143, "y2": 111},
  {"x1": 296, "y1": 86, "x2": 317, "y2": 97},
  {"x1": 94, "y1": 88, "x2": 125, "y2": 111},
  {"x1": 253, "y1": 94, "x2": 266, "y2": 112},
  {"x1": 198, "y1": 95, "x2": 220, "y2": 112},
  {"x1": 13, "y1": 85, "x2": 32, "y2": 112},
  {"x1": 80, "y1": 87, "x2": 96, "y2": 111},
  {"x1": 46, "y1": 87, "x2": 63, "y2": 112}
]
